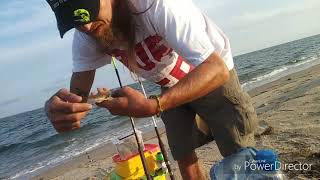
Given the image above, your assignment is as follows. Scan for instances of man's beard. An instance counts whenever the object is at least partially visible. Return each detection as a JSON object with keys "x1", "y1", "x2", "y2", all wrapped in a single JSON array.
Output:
[
  {"x1": 95, "y1": 24, "x2": 124, "y2": 50},
  {"x1": 96, "y1": 1, "x2": 135, "y2": 52}
]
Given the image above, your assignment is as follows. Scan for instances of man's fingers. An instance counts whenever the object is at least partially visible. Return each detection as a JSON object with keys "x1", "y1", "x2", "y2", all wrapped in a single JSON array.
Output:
[
  {"x1": 55, "y1": 121, "x2": 81, "y2": 129},
  {"x1": 50, "y1": 98, "x2": 92, "y2": 113},
  {"x1": 56, "y1": 88, "x2": 82, "y2": 103},
  {"x1": 65, "y1": 93, "x2": 83, "y2": 103},
  {"x1": 55, "y1": 88, "x2": 69, "y2": 97},
  {"x1": 61, "y1": 102, "x2": 92, "y2": 113},
  {"x1": 98, "y1": 97, "x2": 128, "y2": 108},
  {"x1": 111, "y1": 87, "x2": 131, "y2": 98},
  {"x1": 51, "y1": 111, "x2": 88, "y2": 133},
  {"x1": 48, "y1": 89, "x2": 91, "y2": 133},
  {"x1": 56, "y1": 125, "x2": 80, "y2": 133},
  {"x1": 97, "y1": 97, "x2": 128, "y2": 115},
  {"x1": 51, "y1": 111, "x2": 88, "y2": 123}
]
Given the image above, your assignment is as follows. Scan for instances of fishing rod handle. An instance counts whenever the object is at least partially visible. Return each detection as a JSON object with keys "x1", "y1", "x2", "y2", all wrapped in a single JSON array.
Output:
[
  {"x1": 155, "y1": 127, "x2": 176, "y2": 180},
  {"x1": 112, "y1": 58, "x2": 152, "y2": 180},
  {"x1": 129, "y1": 118, "x2": 152, "y2": 180},
  {"x1": 134, "y1": 131, "x2": 153, "y2": 180},
  {"x1": 138, "y1": 80, "x2": 175, "y2": 179}
]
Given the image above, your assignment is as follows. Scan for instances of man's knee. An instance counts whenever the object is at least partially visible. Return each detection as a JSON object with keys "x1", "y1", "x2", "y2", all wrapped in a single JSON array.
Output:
[
  {"x1": 177, "y1": 151, "x2": 198, "y2": 166},
  {"x1": 216, "y1": 132, "x2": 256, "y2": 157},
  {"x1": 177, "y1": 151, "x2": 206, "y2": 180}
]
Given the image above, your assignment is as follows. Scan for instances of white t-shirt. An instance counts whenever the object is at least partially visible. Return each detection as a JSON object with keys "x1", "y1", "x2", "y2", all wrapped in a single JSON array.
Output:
[{"x1": 72, "y1": 0, "x2": 234, "y2": 87}]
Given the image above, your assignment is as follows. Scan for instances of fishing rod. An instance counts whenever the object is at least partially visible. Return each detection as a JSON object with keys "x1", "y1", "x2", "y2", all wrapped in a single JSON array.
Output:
[
  {"x1": 111, "y1": 58, "x2": 152, "y2": 180},
  {"x1": 137, "y1": 80, "x2": 175, "y2": 180},
  {"x1": 111, "y1": 57, "x2": 175, "y2": 179}
]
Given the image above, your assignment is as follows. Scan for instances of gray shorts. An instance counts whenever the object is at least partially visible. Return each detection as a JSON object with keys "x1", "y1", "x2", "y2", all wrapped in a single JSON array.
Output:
[{"x1": 161, "y1": 69, "x2": 258, "y2": 160}]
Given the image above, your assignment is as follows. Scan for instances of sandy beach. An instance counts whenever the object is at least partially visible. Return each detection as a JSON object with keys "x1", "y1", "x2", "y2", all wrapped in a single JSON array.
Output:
[{"x1": 32, "y1": 64, "x2": 320, "y2": 180}]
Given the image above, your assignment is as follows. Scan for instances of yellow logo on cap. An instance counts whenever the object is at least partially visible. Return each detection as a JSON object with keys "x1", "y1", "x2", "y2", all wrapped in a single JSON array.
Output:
[{"x1": 74, "y1": 9, "x2": 90, "y2": 23}]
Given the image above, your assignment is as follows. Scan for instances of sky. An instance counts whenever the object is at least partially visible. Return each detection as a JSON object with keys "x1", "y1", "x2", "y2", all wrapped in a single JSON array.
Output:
[{"x1": 0, "y1": 0, "x2": 319, "y2": 118}]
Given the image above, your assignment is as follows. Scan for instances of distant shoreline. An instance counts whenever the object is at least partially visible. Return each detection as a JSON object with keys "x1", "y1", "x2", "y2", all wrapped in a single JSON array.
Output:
[{"x1": 234, "y1": 34, "x2": 320, "y2": 57}]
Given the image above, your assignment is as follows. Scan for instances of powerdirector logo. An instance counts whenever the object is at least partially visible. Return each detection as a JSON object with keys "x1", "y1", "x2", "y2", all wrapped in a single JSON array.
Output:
[
  {"x1": 219, "y1": 157, "x2": 313, "y2": 175},
  {"x1": 242, "y1": 160, "x2": 312, "y2": 172}
]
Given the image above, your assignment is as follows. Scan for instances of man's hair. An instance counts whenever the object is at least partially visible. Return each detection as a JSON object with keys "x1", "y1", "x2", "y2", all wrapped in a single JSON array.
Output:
[
  {"x1": 113, "y1": 0, "x2": 154, "y2": 72},
  {"x1": 113, "y1": 1, "x2": 135, "y2": 53}
]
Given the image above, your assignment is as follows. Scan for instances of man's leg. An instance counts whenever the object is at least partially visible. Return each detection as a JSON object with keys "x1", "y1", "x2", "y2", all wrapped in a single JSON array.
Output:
[
  {"x1": 177, "y1": 151, "x2": 205, "y2": 180},
  {"x1": 160, "y1": 100, "x2": 207, "y2": 179},
  {"x1": 189, "y1": 68, "x2": 258, "y2": 157},
  {"x1": 213, "y1": 69, "x2": 257, "y2": 156}
]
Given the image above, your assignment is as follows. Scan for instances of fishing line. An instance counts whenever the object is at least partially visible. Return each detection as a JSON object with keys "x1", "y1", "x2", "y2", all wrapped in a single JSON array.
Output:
[
  {"x1": 136, "y1": 78, "x2": 176, "y2": 180},
  {"x1": 111, "y1": 57, "x2": 152, "y2": 180},
  {"x1": 114, "y1": 58, "x2": 176, "y2": 179}
]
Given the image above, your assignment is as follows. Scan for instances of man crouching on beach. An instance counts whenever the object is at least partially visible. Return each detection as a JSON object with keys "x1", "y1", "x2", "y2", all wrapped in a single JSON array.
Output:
[{"x1": 44, "y1": 0, "x2": 258, "y2": 179}]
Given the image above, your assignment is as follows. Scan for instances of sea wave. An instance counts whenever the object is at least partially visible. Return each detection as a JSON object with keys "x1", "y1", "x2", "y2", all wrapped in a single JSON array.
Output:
[
  {"x1": 242, "y1": 56, "x2": 320, "y2": 91},
  {"x1": 9, "y1": 118, "x2": 159, "y2": 179},
  {"x1": 9, "y1": 125, "x2": 136, "y2": 179}
]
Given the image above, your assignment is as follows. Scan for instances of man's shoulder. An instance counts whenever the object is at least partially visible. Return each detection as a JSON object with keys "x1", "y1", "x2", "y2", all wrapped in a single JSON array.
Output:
[
  {"x1": 73, "y1": 30, "x2": 89, "y2": 42},
  {"x1": 73, "y1": 30, "x2": 98, "y2": 48},
  {"x1": 72, "y1": 30, "x2": 105, "y2": 58}
]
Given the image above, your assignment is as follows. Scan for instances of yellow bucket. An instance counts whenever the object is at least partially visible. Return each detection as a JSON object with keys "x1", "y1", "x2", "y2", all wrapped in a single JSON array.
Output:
[{"x1": 112, "y1": 144, "x2": 166, "y2": 180}]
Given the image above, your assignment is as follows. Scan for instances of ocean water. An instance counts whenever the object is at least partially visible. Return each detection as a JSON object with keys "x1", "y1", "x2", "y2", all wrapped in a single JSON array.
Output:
[{"x1": 0, "y1": 34, "x2": 320, "y2": 179}]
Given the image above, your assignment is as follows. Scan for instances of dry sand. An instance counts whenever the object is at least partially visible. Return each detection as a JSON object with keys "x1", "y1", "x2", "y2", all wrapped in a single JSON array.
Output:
[{"x1": 33, "y1": 64, "x2": 320, "y2": 180}]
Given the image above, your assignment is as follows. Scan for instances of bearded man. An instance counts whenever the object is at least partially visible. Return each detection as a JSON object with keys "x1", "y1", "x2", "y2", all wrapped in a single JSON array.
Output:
[{"x1": 44, "y1": 0, "x2": 258, "y2": 179}]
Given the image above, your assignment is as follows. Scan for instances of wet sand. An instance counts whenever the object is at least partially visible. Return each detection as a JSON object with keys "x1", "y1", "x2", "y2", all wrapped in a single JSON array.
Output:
[{"x1": 33, "y1": 64, "x2": 320, "y2": 180}]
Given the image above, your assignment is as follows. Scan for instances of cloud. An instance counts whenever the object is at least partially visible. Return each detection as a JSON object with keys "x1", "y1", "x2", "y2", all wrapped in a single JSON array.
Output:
[
  {"x1": 0, "y1": 7, "x2": 55, "y2": 37},
  {"x1": 0, "y1": 0, "x2": 72, "y2": 64},
  {"x1": 0, "y1": 1, "x2": 25, "y2": 17},
  {"x1": 0, "y1": 97, "x2": 21, "y2": 107},
  {"x1": 0, "y1": 32, "x2": 73, "y2": 64},
  {"x1": 194, "y1": 0, "x2": 320, "y2": 55},
  {"x1": 231, "y1": 3, "x2": 319, "y2": 27},
  {"x1": 195, "y1": 0, "x2": 233, "y2": 13},
  {"x1": 223, "y1": 0, "x2": 320, "y2": 29}
]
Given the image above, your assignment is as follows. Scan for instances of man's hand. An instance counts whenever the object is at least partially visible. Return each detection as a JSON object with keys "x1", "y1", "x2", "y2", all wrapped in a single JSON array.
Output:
[
  {"x1": 96, "y1": 87, "x2": 158, "y2": 118},
  {"x1": 45, "y1": 88, "x2": 93, "y2": 133}
]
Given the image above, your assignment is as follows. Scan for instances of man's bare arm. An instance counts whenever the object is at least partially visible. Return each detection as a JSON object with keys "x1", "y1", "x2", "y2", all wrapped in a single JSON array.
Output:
[
  {"x1": 70, "y1": 70, "x2": 96, "y2": 102},
  {"x1": 95, "y1": 53, "x2": 230, "y2": 118},
  {"x1": 160, "y1": 53, "x2": 230, "y2": 111}
]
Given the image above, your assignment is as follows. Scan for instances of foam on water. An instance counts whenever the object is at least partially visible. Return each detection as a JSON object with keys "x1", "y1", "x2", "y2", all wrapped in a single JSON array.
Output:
[
  {"x1": 9, "y1": 119, "x2": 160, "y2": 180},
  {"x1": 10, "y1": 131, "x2": 125, "y2": 179},
  {"x1": 242, "y1": 56, "x2": 320, "y2": 91}
]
